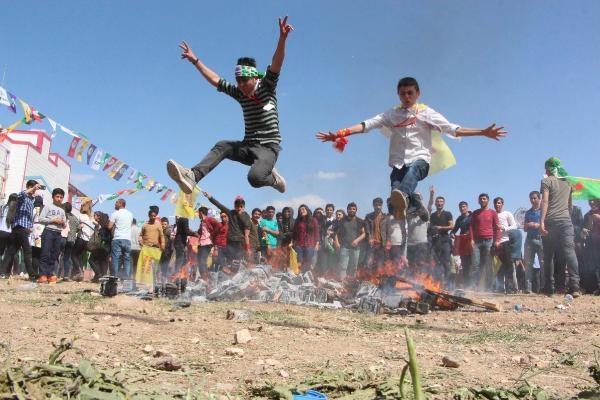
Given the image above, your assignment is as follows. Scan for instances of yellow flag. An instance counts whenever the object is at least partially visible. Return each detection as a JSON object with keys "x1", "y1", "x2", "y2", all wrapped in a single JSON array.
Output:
[
  {"x1": 428, "y1": 130, "x2": 456, "y2": 176},
  {"x1": 18, "y1": 99, "x2": 32, "y2": 123},
  {"x1": 174, "y1": 187, "x2": 200, "y2": 219},
  {"x1": 6, "y1": 119, "x2": 22, "y2": 133},
  {"x1": 136, "y1": 246, "x2": 162, "y2": 286}
]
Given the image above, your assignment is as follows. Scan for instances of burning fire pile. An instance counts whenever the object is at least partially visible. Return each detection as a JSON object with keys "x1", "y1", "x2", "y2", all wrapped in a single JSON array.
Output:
[{"x1": 132, "y1": 260, "x2": 499, "y2": 315}]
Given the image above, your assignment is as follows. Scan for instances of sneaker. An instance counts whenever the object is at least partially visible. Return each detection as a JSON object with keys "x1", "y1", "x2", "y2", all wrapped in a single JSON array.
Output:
[
  {"x1": 166, "y1": 160, "x2": 196, "y2": 194},
  {"x1": 48, "y1": 275, "x2": 58, "y2": 284},
  {"x1": 0, "y1": 274, "x2": 8, "y2": 279},
  {"x1": 62, "y1": 277, "x2": 71, "y2": 282},
  {"x1": 390, "y1": 189, "x2": 408, "y2": 219},
  {"x1": 271, "y1": 168, "x2": 287, "y2": 193},
  {"x1": 37, "y1": 275, "x2": 48, "y2": 284},
  {"x1": 569, "y1": 290, "x2": 581, "y2": 298},
  {"x1": 72, "y1": 273, "x2": 84, "y2": 282}
]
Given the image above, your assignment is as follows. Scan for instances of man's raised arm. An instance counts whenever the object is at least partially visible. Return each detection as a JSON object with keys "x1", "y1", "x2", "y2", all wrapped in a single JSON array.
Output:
[
  {"x1": 270, "y1": 16, "x2": 294, "y2": 74},
  {"x1": 180, "y1": 41, "x2": 220, "y2": 88}
]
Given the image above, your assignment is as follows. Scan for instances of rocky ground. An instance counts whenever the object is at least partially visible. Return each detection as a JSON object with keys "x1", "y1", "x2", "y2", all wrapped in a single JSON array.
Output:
[{"x1": 0, "y1": 278, "x2": 599, "y2": 399}]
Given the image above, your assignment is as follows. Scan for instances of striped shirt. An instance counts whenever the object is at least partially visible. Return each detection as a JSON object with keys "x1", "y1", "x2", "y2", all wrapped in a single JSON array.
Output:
[
  {"x1": 12, "y1": 190, "x2": 35, "y2": 230},
  {"x1": 217, "y1": 66, "x2": 281, "y2": 145}
]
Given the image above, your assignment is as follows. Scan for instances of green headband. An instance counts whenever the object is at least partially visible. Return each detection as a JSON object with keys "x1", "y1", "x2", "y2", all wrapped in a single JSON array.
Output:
[
  {"x1": 545, "y1": 156, "x2": 568, "y2": 178},
  {"x1": 235, "y1": 65, "x2": 265, "y2": 79}
]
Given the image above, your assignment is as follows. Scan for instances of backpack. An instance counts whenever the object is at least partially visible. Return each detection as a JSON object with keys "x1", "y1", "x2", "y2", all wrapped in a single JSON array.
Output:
[{"x1": 86, "y1": 225, "x2": 103, "y2": 251}]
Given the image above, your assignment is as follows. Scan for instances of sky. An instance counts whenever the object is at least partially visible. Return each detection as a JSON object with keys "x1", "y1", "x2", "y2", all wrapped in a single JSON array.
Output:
[{"x1": 1, "y1": 0, "x2": 599, "y2": 223}]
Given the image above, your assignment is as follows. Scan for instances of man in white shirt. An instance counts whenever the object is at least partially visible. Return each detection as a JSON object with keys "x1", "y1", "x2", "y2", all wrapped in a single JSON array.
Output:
[
  {"x1": 317, "y1": 77, "x2": 506, "y2": 219},
  {"x1": 493, "y1": 197, "x2": 518, "y2": 293},
  {"x1": 108, "y1": 198, "x2": 134, "y2": 279}
]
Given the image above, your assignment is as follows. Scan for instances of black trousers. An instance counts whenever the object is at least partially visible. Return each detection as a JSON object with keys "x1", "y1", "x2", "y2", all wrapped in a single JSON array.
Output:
[
  {"x1": 0, "y1": 226, "x2": 35, "y2": 277},
  {"x1": 191, "y1": 140, "x2": 280, "y2": 188},
  {"x1": 70, "y1": 238, "x2": 89, "y2": 277}
]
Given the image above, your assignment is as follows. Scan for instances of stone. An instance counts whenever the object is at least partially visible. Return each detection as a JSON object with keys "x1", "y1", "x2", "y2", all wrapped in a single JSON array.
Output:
[
  {"x1": 279, "y1": 370, "x2": 290, "y2": 378},
  {"x1": 265, "y1": 358, "x2": 281, "y2": 367},
  {"x1": 143, "y1": 345, "x2": 155, "y2": 354},
  {"x1": 234, "y1": 329, "x2": 252, "y2": 344},
  {"x1": 226, "y1": 309, "x2": 252, "y2": 321},
  {"x1": 442, "y1": 355, "x2": 460, "y2": 368},
  {"x1": 150, "y1": 356, "x2": 182, "y2": 371},
  {"x1": 224, "y1": 347, "x2": 244, "y2": 356}
]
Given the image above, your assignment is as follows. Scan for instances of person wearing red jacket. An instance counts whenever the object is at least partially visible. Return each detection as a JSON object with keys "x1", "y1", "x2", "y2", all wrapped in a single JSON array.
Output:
[
  {"x1": 469, "y1": 193, "x2": 501, "y2": 290},
  {"x1": 292, "y1": 204, "x2": 320, "y2": 273},
  {"x1": 197, "y1": 206, "x2": 221, "y2": 279}
]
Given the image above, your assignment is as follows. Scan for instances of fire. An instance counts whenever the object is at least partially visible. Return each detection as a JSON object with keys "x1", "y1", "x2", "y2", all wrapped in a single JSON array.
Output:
[{"x1": 169, "y1": 264, "x2": 190, "y2": 281}]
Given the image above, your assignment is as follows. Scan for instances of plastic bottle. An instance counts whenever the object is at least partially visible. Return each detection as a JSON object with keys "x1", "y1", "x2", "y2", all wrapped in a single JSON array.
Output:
[{"x1": 564, "y1": 294, "x2": 574, "y2": 303}]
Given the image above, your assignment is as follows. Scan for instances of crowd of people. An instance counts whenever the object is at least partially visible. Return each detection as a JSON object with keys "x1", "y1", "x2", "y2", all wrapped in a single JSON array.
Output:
[{"x1": 0, "y1": 178, "x2": 598, "y2": 297}]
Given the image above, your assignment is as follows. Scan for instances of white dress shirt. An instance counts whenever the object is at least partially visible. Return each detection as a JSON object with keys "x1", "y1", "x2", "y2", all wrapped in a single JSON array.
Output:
[
  {"x1": 497, "y1": 211, "x2": 518, "y2": 243},
  {"x1": 363, "y1": 104, "x2": 460, "y2": 170}
]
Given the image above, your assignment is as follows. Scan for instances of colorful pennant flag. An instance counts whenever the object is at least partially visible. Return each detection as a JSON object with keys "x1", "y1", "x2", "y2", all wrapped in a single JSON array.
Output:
[
  {"x1": 67, "y1": 137, "x2": 82, "y2": 158},
  {"x1": 47, "y1": 118, "x2": 57, "y2": 139},
  {"x1": 0, "y1": 87, "x2": 14, "y2": 112},
  {"x1": 102, "y1": 155, "x2": 117, "y2": 171},
  {"x1": 86, "y1": 144, "x2": 97, "y2": 165},
  {"x1": 59, "y1": 124, "x2": 78, "y2": 138},
  {"x1": 113, "y1": 164, "x2": 129, "y2": 181},
  {"x1": 75, "y1": 139, "x2": 89, "y2": 162},
  {"x1": 18, "y1": 99, "x2": 32, "y2": 124},
  {"x1": 91, "y1": 149, "x2": 105, "y2": 171},
  {"x1": 160, "y1": 188, "x2": 173, "y2": 202}
]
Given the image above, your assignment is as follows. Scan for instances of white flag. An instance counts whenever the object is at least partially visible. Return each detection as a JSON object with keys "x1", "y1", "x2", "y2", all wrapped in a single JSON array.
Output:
[
  {"x1": 48, "y1": 118, "x2": 57, "y2": 138},
  {"x1": 91, "y1": 149, "x2": 105, "y2": 171},
  {"x1": 59, "y1": 124, "x2": 78, "y2": 137},
  {"x1": 0, "y1": 87, "x2": 9, "y2": 107}
]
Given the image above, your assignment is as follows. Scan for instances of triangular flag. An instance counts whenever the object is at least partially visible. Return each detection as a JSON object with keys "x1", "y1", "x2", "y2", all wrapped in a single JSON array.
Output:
[
  {"x1": 144, "y1": 179, "x2": 156, "y2": 191},
  {"x1": 113, "y1": 164, "x2": 129, "y2": 181},
  {"x1": 169, "y1": 192, "x2": 178, "y2": 205},
  {"x1": 103, "y1": 156, "x2": 118, "y2": 172},
  {"x1": 108, "y1": 161, "x2": 124, "y2": 178},
  {"x1": 160, "y1": 188, "x2": 173, "y2": 202},
  {"x1": 0, "y1": 87, "x2": 12, "y2": 110},
  {"x1": 86, "y1": 144, "x2": 97, "y2": 165},
  {"x1": 59, "y1": 124, "x2": 78, "y2": 138},
  {"x1": 47, "y1": 118, "x2": 57, "y2": 139},
  {"x1": 18, "y1": 99, "x2": 32, "y2": 124},
  {"x1": 75, "y1": 139, "x2": 89, "y2": 162},
  {"x1": 6, "y1": 119, "x2": 22, "y2": 133},
  {"x1": 126, "y1": 168, "x2": 138, "y2": 183},
  {"x1": 67, "y1": 137, "x2": 82, "y2": 158},
  {"x1": 91, "y1": 149, "x2": 106, "y2": 171}
]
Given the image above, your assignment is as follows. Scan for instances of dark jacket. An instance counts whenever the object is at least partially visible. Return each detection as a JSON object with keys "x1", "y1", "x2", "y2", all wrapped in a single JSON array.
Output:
[{"x1": 364, "y1": 211, "x2": 389, "y2": 245}]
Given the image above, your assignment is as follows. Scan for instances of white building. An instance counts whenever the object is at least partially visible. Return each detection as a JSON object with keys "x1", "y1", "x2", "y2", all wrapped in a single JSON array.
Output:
[{"x1": 0, "y1": 129, "x2": 71, "y2": 204}]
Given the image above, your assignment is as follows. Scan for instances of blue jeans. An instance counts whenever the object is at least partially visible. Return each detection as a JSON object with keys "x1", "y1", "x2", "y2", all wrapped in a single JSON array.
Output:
[
  {"x1": 339, "y1": 247, "x2": 360, "y2": 279},
  {"x1": 471, "y1": 239, "x2": 493, "y2": 289},
  {"x1": 294, "y1": 246, "x2": 315, "y2": 273},
  {"x1": 524, "y1": 236, "x2": 543, "y2": 292},
  {"x1": 110, "y1": 239, "x2": 131, "y2": 278},
  {"x1": 390, "y1": 160, "x2": 430, "y2": 208},
  {"x1": 39, "y1": 229, "x2": 62, "y2": 277}
]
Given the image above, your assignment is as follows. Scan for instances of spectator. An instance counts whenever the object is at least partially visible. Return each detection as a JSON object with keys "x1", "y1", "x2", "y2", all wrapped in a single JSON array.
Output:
[
  {"x1": 203, "y1": 192, "x2": 252, "y2": 262},
  {"x1": 365, "y1": 197, "x2": 389, "y2": 271},
  {"x1": 212, "y1": 212, "x2": 229, "y2": 270},
  {"x1": 0, "y1": 193, "x2": 18, "y2": 278},
  {"x1": 540, "y1": 157, "x2": 581, "y2": 297},
  {"x1": 250, "y1": 208, "x2": 262, "y2": 263},
  {"x1": 139, "y1": 209, "x2": 165, "y2": 283},
  {"x1": 280, "y1": 207, "x2": 295, "y2": 239},
  {"x1": 469, "y1": 193, "x2": 501, "y2": 290},
  {"x1": 62, "y1": 202, "x2": 79, "y2": 281},
  {"x1": 523, "y1": 191, "x2": 543, "y2": 293},
  {"x1": 0, "y1": 180, "x2": 42, "y2": 280},
  {"x1": 197, "y1": 207, "x2": 220, "y2": 280},
  {"x1": 71, "y1": 200, "x2": 95, "y2": 281},
  {"x1": 89, "y1": 211, "x2": 111, "y2": 282},
  {"x1": 37, "y1": 188, "x2": 66, "y2": 284},
  {"x1": 130, "y1": 218, "x2": 141, "y2": 278},
  {"x1": 108, "y1": 199, "x2": 134, "y2": 278},
  {"x1": 292, "y1": 204, "x2": 320, "y2": 272},
  {"x1": 335, "y1": 202, "x2": 366, "y2": 279},
  {"x1": 451, "y1": 201, "x2": 472, "y2": 288},
  {"x1": 493, "y1": 197, "x2": 518, "y2": 293},
  {"x1": 160, "y1": 217, "x2": 173, "y2": 280},
  {"x1": 582, "y1": 200, "x2": 600, "y2": 294},
  {"x1": 428, "y1": 194, "x2": 454, "y2": 286},
  {"x1": 259, "y1": 206, "x2": 279, "y2": 260},
  {"x1": 406, "y1": 193, "x2": 430, "y2": 274}
]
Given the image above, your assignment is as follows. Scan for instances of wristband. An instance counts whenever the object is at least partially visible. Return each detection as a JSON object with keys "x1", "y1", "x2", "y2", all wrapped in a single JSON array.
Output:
[
  {"x1": 335, "y1": 128, "x2": 350, "y2": 138},
  {"x1": 190, "y1": 58, "x2": 199, "y2": 65}
]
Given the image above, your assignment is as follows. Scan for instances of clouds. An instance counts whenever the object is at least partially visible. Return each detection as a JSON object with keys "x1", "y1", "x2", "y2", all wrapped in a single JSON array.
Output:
[
  {"x1": 267, "y1": 194, "x2": 328, "y2": 211},
  {"x1": 70, "y1": 173, "x2": 95, "y2": 185},
  {"x1": 315, "y1": 171, "x2": 347, "y2": 180}
]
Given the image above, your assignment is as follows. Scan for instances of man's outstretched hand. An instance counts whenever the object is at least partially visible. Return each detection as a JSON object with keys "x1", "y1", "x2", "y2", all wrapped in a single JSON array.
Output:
[
  {"x1": 179, "y1": 41, "x2": 198, "y2": 63},
  {"x1": 482, "y1": 124, "x2": 507, "y2": 141},
  {"x1": 316, "y1": 131, "x2": 336, "y2": 142},
  {"x1": 278, "y1": 16, "x2": 294, "y2": 39}
]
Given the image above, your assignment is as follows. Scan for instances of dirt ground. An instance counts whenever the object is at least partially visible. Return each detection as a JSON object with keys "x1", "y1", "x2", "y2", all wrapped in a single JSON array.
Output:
[{"x1": 0, "y1": 277, "x2": 599, "y2": 399}]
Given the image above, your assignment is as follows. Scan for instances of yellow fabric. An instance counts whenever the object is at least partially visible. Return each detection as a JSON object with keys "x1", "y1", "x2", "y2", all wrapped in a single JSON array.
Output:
[
  {"x1": 136, "y1": 245, "x2": 162, "y2": 286},
  {"x1": 75, "y1": 139, "x2": 89, "y2": 162},
  {"x1": 428, "y1": 130, "x2": 457, "y2": 176},
  {"x1": 18, "y1": 99, "x2": 32, "y2": 123},
  {"x1": 289, "y1": 247, "x2": 299, "y2": 274},
  {"x1": 6, "y1": 119, "x2": 22, "y2": 133},
  {"x1": 174, "y1": 187, "x2": 200, "y2": 219}
]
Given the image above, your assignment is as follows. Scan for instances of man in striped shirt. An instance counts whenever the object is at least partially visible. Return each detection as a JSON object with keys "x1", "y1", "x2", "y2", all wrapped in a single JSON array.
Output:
[{"x1": 167, "y1": 16, "x2": 294, "y2": 194}]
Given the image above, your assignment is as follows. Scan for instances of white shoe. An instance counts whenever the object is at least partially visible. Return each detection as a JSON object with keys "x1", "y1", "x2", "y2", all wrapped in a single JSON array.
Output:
[
  {"x1": 166, "y1": 160, "x2": 196, "y2": 194},
  {"x1": 271, "y1": 168, "x2": 286, "y2": 193},
  {"x1": 390, "y1": 189, "x2": 407, "y2": 219}
]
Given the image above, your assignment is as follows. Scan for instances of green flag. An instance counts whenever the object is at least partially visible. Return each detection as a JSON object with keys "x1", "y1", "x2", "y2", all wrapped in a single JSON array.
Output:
[{"x1": 566, "y1": 176, "x2": 600, "y2": 200}]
